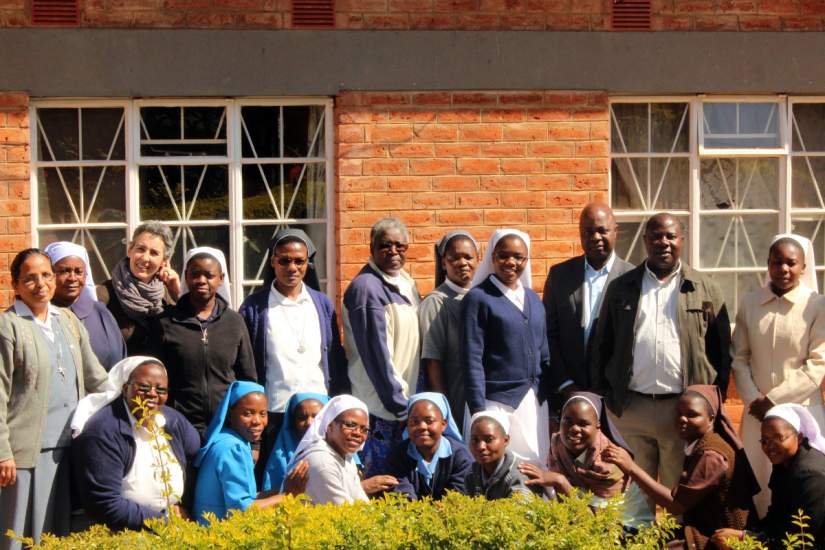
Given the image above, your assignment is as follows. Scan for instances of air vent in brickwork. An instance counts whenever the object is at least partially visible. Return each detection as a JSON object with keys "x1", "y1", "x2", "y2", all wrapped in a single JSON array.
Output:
[
  {"x1": 611, "y1": 0, "x2": 651, "y2": 31},
  {"x1": 32, "y1": 0, "x2": 79, "y2": 26},
  {"x1": 292, "y1": 0, "x2": 335, "y2": 28}
]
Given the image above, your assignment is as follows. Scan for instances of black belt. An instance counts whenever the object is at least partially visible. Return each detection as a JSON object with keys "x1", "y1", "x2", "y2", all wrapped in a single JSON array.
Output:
[{"x1": 630, "y1": 391, "x2": 681, "y2": 400}]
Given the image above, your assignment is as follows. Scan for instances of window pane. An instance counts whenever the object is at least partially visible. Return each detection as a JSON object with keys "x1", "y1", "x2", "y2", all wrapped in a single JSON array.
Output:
[
  {"x1": 167, "y1": 226, "x2": 230, "y2": 276},
  {"x1": 791, "y1": 156, "x2": 825, "y2": 209},
  {"x1": 792, "y1": 103, "x2": 825, "y2": 152},
  {"x1": 81, "y1": 108, "x2": 125, "y2": 161},
  {"x1": 242, "y1": 223, "x2": 327, "y2": 282},
  {"x1": 699, "y1": 214, "x2": 777, "y2": 268},
  {"x1": 611, "y1": 103, "x2": 689, "y2": 154},
  {"x1": 139, "y1": 165, "x2": 229, "y2": 221},
  {"x1": 708, "y1": 272, "x2": 765, "y2": 322},
  {"x1": 700, "y1": 158, "x2": 779, "y2": 210},
  {"x1": 140, "y1": 106, "x2": 227, "y2": 157},
  {"x1": 790, "y1": 217, "x2": 825, "y2": 272},
  {"x1": 703, "y1": 102, "x2": 780, "y2": 148},
  {"x1": 38, "y1": 227, "x2": 127, "y2": 283},
  {"x1": 610, "y1": 157, "x2": 689, "y2": 211},
  {"x1": 241, "y1": 106, "x2": 281, "y2": 158},
  {"x1": 615, "y1": 217, "x2": 689, "y2": 266},
  {"x1": 651, "y1": 103, "x2": 689, "y2": 153},
  {"x1": 37, "y1": 108, "x2": 79, "y2": 161},
  {"x1": 611, "y1": 103, "x2": 647, "y2": 153},
  {"x1": 283, "y1": 106, "x2": 325, "y2": 158},
  {"x1": 242, "y1": 162, "x2": 326, "y2": 220}
]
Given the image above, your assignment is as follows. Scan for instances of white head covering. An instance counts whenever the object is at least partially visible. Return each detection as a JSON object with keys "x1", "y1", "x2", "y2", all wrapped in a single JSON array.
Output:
[
  {"x1": 471, "y1": 228, "x2": 532, "y2": 289},
  {"x1": 70, "y1": 356, "x2": 165, "y2": 437},
  {"x1": 467, "y1": 409, "x2": 512, "y2": 441},
  {"x1": 770, "y1": 233, "x2": 818, "y2": 292},
  {"x1": 43, "y1": 241, "x2": 97, "y2": 303},
  {"x1": 180, "y1": 247, "x2": 232, "y2": 304},
  {"x1": 289, "y1": 395, "x2": 369, "y2": 465},
  {"x1": 765, "y1": 403, "x2": 825, "y2": 455}
]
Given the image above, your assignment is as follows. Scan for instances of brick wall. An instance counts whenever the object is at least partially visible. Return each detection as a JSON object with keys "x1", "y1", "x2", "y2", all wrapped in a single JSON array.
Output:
[
  {"x1": 2, "y1": 0, "x2": 824, "y2": 29},
  {"x1": 334, "y1": 90, "x2": 608, "y2": 300},
  {"x1": 0, "y1": 92, "x2": 30, "y2": 308}
]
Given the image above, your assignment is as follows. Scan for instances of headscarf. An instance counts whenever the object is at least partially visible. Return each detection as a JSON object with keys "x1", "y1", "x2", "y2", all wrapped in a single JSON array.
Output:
[
  {"x1": 110, "y1": 257, "x2": 166, "y2": 320},
  {"x1": 70, "y1": 356, "x2": 164, "y2": 437},
  {"x1": 43, "y1": 241, "x2": 97, "y2": 304},
  {"x1": 195, "y1": 381, "x2": 267, "y2": 468},
  {"x1": 404, "y1": 392, "x2": 464, "y2": 486},
  {"x1": 262, "y1": 392, "x2": 329, "y2": 493},
  {"x1": 179, "y1": 246, "x2": 232, "y2": 304},
  {"x1": 435, "y1": 231, "x2": 479, "y2": 287},
  {"x1": 685, "y1": 384, "x2": 761, "y2": 501},
  {"x1": 549, "y1": 392, "x2": 633, "y2": 497},
  {"x1": 262, "y1": 228, "x2": 321, "y2": 292},
  {"x1": 471, "y1": 228, "x2": 532, "y2": 289},
  {"x1": 765, "y1": 403, "x2": 825, "y2": 455},
  {"x1": 769, "y1": 233, "x2": 818, "y2": 292},
  {"x1": 467, "y1": 409, "x2": 511, "y2": 441},
  {"x1": 287, "y1": 395, "x2": 369, "y2": 470}
]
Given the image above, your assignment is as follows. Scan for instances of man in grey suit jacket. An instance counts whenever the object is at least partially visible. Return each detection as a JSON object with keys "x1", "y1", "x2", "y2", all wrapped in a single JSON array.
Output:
[{"x1": 543, "y1": 203, "x2": 633, "y2": 396}]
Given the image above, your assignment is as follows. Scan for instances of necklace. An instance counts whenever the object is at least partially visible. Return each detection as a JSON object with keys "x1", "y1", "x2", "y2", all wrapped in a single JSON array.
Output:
[{"x1": 282, "y1": 300, "x2": 307, "y2": 354}]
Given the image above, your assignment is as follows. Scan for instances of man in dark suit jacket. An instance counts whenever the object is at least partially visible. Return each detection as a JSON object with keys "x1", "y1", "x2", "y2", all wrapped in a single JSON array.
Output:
[{"x1": 543, "y1": 203, "x2": 633, "y2": 396}]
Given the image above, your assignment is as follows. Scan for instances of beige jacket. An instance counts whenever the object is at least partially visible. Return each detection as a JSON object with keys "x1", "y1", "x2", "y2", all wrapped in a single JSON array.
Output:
[
  {"x1": 0, "y1": 305, "x2": 108, "y2": 467},
  {"x1": 732, "y1": 284, "x2": 825, "y2": 407}
]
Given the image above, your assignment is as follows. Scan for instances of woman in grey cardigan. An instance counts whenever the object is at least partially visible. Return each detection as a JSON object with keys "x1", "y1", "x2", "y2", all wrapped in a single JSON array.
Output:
[{"x1": 0, "y1": 249, "x2": 107, "y2": 550}]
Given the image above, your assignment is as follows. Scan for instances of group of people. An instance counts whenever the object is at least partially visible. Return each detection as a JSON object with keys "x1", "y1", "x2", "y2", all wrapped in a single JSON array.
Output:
[{"x1": 1, "y1": 206, "x2": 824, "y2": 549}]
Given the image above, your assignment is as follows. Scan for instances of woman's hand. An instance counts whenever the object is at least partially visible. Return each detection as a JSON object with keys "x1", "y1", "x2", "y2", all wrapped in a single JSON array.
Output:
[
  {"x1": 518, "y1": 463, "x2": 572, "y2": 495},
  {"x1": 361, "y1": 475, "x2": 399, "y2": 495},
  {"x1": 0, "y1": 458, "x2": 16, "y2": 487},
  {"x1": 748, "y1": 395, "x2": 774, "y2": 422},
  {"x1": 710, "y1": 528, "x2": 744, "y2": 549},
  {"x1": 284, "y1": 460, "x2": 309, "y2": 495},
  {"x1": 601, "y1": 443, "x2": 634, "y2": 475},
  {"x1": 157, "y1": 264, "x2": 181, "y2": 301}
]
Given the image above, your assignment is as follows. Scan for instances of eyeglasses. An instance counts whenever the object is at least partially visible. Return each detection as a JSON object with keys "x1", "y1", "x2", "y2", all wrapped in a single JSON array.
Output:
[
  {"x1": 377, "y1": 241, "x2": 409, "y2": 253},
  {"x1": 275, "y1": 257, "x2": 307, "y2": 267},
  {"x1": 759, "y1": 432, "x2": 795, "y2": 447},
  {"x1": 494, "y1": 252, "x2": 528, "y2": 264},
  {"x1": 336, "y1": 419, "x2": 370, "y2": 436},
  {"x1": 131, "y1": 382, "x2": 168, "y2": 396}
]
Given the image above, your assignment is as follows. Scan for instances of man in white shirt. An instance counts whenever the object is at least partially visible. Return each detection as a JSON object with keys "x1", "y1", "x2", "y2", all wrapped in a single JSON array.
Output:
[{"x1": 591, "y1": 213, "x2": 732, "y2": 521}]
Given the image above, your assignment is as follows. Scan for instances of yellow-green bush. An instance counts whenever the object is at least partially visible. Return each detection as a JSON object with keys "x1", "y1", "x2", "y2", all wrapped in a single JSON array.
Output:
[{"x1": 20, "y1": 493, "x2": 681, "y2": 550}]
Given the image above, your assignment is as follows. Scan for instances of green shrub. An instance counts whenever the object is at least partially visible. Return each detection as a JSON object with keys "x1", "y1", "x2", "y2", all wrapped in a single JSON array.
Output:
[{"x1": 17, "y1": 492, "x2": 680, "y2": 550}]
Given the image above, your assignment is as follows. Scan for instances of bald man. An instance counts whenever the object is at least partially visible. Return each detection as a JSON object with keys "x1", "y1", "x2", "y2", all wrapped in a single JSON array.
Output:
[
  {"x1": 543, "y1": 203, "x2": 633, "y2": 395},
  {"x1": 591, "y1": 213, "x2": 731, "y2": 523}
]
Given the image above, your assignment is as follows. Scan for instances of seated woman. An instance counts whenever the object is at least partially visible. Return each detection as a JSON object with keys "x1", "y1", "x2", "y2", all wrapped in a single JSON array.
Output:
[
  {"x1": 262, "y1": 392, "x2": 328, "y2": 492},
  {"x1": 712, "y1": 404, "x2": 825, "y2": 550},
  {"x1": 464, "y1": 410, "x2": 538, "y2": 500},
  {"x1": 603, "y1": 385, "x2": 759, "y2": 549},
  {"x1": 193, "y1": 381, "x2": 306, "y2": 525},
  {"x1": 287, "y1": 395, "x2": 372, "y2": 505},
  {"x1": 385, "y1": 392, "x2": 473, "y2": 500},
  {"x1": 519, "y1": 392, "x2": 632, "y2": 506},
  {"x1": 71, "y1": 357, "x2": 201, "y2": 531}
]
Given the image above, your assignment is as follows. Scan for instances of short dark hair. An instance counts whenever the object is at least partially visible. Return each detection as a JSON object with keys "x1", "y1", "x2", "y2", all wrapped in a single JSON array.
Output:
[
  {"x1": 10, "y1": 248, "x2": 49, "y2": 284},
  {"x1": 768, "y1": 237, "x2": 804, "y2": 262}
]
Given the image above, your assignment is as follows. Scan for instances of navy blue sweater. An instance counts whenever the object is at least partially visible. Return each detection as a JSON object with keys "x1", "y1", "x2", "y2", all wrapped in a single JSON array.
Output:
[
  {"x1": 461, "y1": 276, "x2": 550, "y2": 413},
  {"x1": 72, "y1": 399, "x2": 201, "y2": 531},
  {"x1": 239, "y1": 285, "x2": 349, "y2": 397},
  {"x1": 386, "y1": 435, "x2": 474, "y2": 500}
]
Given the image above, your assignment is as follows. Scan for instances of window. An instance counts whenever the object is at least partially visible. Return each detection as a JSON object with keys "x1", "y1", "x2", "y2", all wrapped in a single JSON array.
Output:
[
  {"x1": 31, "y1": 99, "x2": 334, "y2": 306},
  {"x1": 610, "y1": 97, "x2": 824, "y2": 315}
]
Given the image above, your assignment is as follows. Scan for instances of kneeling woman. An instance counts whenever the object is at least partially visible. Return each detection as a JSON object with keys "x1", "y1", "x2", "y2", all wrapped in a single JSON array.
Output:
[
  {"x1": 603, "y1": 385, "x2": 759, "y2": 549},
  {"x1": 287, "y1": 395, "x2": 371, "y2": 505},
  {"x1": 193, "y1": 382, "x2": 307, "y2": 525},
  {"x1": 386, "y1": 392, "x2": 473, "y2": 500}
]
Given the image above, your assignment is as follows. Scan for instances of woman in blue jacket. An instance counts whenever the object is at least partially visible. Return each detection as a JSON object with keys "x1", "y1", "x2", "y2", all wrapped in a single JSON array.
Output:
[{"x1": 461, "y1": 228, "x2": 550, "y2": 466}]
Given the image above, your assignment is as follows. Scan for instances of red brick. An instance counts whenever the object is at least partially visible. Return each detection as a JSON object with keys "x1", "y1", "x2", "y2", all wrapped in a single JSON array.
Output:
[
  {"x1": 499, "y1": 92, "x2": 544, "y2": 105},
  {"x1": 459, "y1": 124, "x2": 503, "y2": 141},
  {"x1": 436, "y1": 210, "x2": 484, "y2": 225},
  {"x1": 800, "y1": 0, "x2": 825, "y2": 15},
  {"x1": 0, "y1": 93, "x2": 27, "y2": 109},
  {"x1": 0, "y1": 200, "x2": 29, "y2": 215},
  {"x1": 455, "y1": 13, "x2": 500, "y2": 27},
  {"x1": 544, "y1": 92, "x2": 590, "y2": 106},
  {"x1": 435, "y1": 0, "x2": 479, "y2": 11},
  {"x1": 484, "y1": 209, "x2": 527, "y2": 224},
  {"x1": 413, "y1": 124, "x2": 458, "y2": 141},
  {"x1": 439, "y1": 110, "x2": 482, "y2": 123},
  {"x1": 338, "y1": 125, "x2": 365, "y2": 143},
  {"x1": 408, "y1": 14, "x2": 456, "y2": 28},
  {"x1": 412, "y1": 192, "x2": 455, "y2": 209},
  {"x1": 364, "y1": 93, "x2": 411, "y2": 106},
  {"x1": 7, "y1": 181, "x2": 28, "y2": 199},
  {"x1": 0, "y1": 128, "x2": 27, "y2": 145},
  {"x1": 526, "y1": 108, "x2": 571, "y2": 122},
  {"x1": 757, "y1": 0, "x2": 798, "y2": 15},
  {"x1": 590, "y1": 121, "x2": 610, "y2": 140},
  {"x1": 533, "y1": 240, "x2": 574, "y2": 258},
  {"x1": 389, "y1": 143, "x2": 436, "y2": 157},
  {"x1": 527, "y1": 208, "x2": 572, "y2": 224},
  {"x1": 363, "y1": 192, "x2": 411, "y2": 210},
  {"x1": 654, "y1": 15, "x2": 693, "y2": 30},
  {"x1": 482, "y1": 109, "x2": 525, "y2": 122},
  {"x1": 503, "y1": 123, "x2": 547, "y2": 141},
  {"x1": 434, "y1": 143, "x2": 481, "y2": 157},
  {"x1": 480, "y1": 143, "x2": 525, "y2": 157},
  {"x1": 340, "y1": 228, "x2": 368, "y2": 244},
  {"x1": 340, "y1": 176, "x2": 387, "y2": 192},
  {"x1": 368, "y1": 125, "x2": 414, "y2": 143},
  {"x1": 0, "y1": 163, "x2": 27, "y2": 180},
  {"x1": 4, "y1": 112, "x2": 27, "y2": 128},
  {"x1": 410, "y1": 158, "x2": 456, "y2": 175},
  {"x1": 719, "y1": 0, "x2": 758, "y2": 12},
  {"x1": 575, "y1": 141, "x2": 608, "y2": 156},
  {"x1": 501, "y1": 158, "x2": 543, "y2": 174},
  {"x1": 674, "y1": 0, "x2": 716, "y2": 12},
  {"x1": 339, "y1": 143, "x2": 389, "y2": 159},
  {"x1": 452, "y1": 92, "x2": 498, "y2": 105},
  {"x1": 388, "y1": 176, "x2": 432, "y2": 191},
  {"x1": 457, "y1": 158, "x2": 500, "y2": 174},
  {"x1": 547, "y1": 191, "x2": 589, "y2": 207},
  {"x1": 782, "y1": 16, "x2": 823, "y2": 29},
  {"x1": 501, "y1": 191, "x2": 545, "y2": 208},
  {"x1": 456, "y1": 192, "x2": 499, "y2": 208},
  {"x1": 570, "y1": 108, "x2": 607, "y2": 121},
  {"x1": 740, "y1": 15, "x2": 782, "y2": 29},
  {"x1": 527, "y1": 175, "x2": 571, "y2": 190},
  {"x1": 342, "y1": 193, "x2": 365, "y2": 210},
  {"x1": 1, "y1": 147, "x2": 27, "y2": 164},
  {"x1": 337, "y1": 0, "x2": 388, "y2": 10},
  {"x1": 238, "y1": 12, "x2": 284, "y2": 28},
  {"x1": 412, "y1": 92, "x2": 452, "y2": 105},
  {"x1": 388, "y1": 111, "x2": 438, "y2": 123},
  {"x1": 413, "y1": 226, "x2": 451, "y2": 242},
  {"x1": 433, "y1": 175, "x2": 479, "y2": 191},
  {"x1": 394, "y1": 210, "x2": 436, "y2": 226},
  {"x1": 339, "y1": 244, "x2": 371, "y2": 263},
  {"x1": 500, "y1": 12, "x2": 545, "y2": 27},
  {"x1": 545, "y1": 14, "x2": 591, "y2": 29},
  {"x1": 573, "y1": 174, "x2": 608, "y2": 190},
  {"x1": 543, "y1": 159, "x2": 590, "y2": 173},
  {"x1": 480, "y1": 175, "x2": 525, "y2": 190},
  {"x1": 548, "y1": 122, "x2": 590, "y2": 140},
  {"x1": 363, "y1": 158, "x2": 409, "y2": 175},
  {"x1": 339, "y1": 159, "x2": 363, "y2": 176},
  {"x1": 694, "y1": 15, "x2": 739, "y2": 29}
]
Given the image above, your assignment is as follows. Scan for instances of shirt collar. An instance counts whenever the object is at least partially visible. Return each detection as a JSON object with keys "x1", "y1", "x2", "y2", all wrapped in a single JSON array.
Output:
[
  {"x1": 684, "y1": 439, "x2": 699, "y2": 456},
  {"x1": 443, "y1": 278, "x2": 470, "y2": 296},
  {"x1": 13, "y1": 299, "x2": 60, "y2": 321},
  {"x1": 490, "y1": 274, "x2": 524, "y2": 297},
  {"x1": 643, "y1": 261, "x2": 682, "y2": 286},
  {"x1": 270, "y1": 281, "x2": 311, "y2": 305},
  {"x1": 759, "y1": 282, "x2": 811, "y2": 305},
  {"x1": 585, "y1": 252, "x2": 616, "y2": 275}
]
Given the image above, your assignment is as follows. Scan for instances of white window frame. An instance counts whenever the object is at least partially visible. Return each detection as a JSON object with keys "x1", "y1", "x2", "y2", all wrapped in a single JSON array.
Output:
[{"x1": 30, "y1": 97, "x2": 336, "y2": 307}]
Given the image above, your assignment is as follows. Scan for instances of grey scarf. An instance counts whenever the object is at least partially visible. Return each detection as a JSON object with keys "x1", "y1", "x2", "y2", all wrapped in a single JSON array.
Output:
[{"x1": 110, "y1": 257, "x2": 166, "y2": 321}]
